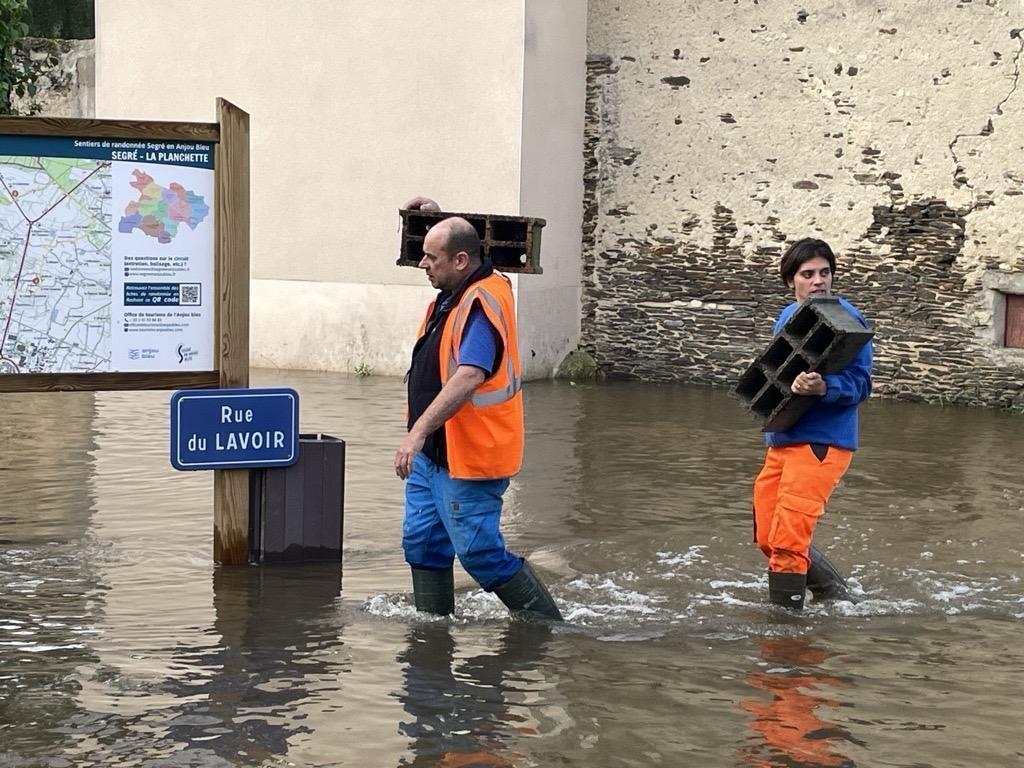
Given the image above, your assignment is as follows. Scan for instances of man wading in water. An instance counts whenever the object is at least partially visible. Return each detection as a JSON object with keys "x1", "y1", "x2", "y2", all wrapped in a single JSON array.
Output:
[
  {"x1": 394, "y1": 196, "x2": 562, "y2": 622},
  {"x1": 751, "y1": 238, "x2": 872, "y2": 609}
]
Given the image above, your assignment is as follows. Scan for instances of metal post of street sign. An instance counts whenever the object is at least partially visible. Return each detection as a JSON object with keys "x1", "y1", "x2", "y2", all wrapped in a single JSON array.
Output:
[{"x1": 170, "y1": 387, "x2": 299, "y2": 471}]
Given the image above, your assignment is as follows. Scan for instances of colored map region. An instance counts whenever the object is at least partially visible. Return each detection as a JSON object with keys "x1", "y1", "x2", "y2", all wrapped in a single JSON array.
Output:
[
  {"x1": 118, "y1": 169, "x2": 210, "y2": 244},
  {"x1": 0, "y1": 156, "x2": 112, "y2": 373}
]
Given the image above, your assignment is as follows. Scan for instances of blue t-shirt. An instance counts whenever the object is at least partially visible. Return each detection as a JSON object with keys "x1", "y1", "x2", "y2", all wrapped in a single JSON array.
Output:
[{"x1": 458, "y1": 304, "x2": 503, "y2": 377}]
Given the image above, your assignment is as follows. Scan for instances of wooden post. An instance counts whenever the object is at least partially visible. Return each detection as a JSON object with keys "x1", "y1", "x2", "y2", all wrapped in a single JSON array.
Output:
[{"x1": 213, "y1": 98, "x2": 251, "y2": 565}]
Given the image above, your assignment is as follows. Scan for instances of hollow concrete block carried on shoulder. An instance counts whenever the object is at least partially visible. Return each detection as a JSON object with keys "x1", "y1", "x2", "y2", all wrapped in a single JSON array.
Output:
[
  {"x1": 397, "y1": 208, "x2": 545, "y2": 274},
  {"x1": 733, "y1": 297, "x2": 874, "y2": 432}
]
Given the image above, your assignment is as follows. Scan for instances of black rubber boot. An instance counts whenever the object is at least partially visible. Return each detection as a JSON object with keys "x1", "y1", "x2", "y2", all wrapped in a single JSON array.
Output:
[
  {"x1": 494, "y1": 560, "x2": 564, "y2": 621},
  {"x1": 806, "y1": 544, "x2": 855, "y2": 603},
  {"x1": 411, "y1": 567, "x2": 455, "y2": 615},
  {"x1": 768, "y1": 571, "x2": 806, "y2": 610}
]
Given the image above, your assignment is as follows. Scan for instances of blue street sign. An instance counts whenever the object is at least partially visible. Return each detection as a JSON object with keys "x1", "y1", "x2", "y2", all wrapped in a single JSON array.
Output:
[{"x1": 169, "y1": 387, "x2": 299, "y2": 471}]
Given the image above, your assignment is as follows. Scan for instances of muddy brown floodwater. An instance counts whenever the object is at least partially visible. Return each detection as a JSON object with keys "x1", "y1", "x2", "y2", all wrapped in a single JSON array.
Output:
[{"x1": 1, "y1": 371, "x2": 1021, "y2": 766}]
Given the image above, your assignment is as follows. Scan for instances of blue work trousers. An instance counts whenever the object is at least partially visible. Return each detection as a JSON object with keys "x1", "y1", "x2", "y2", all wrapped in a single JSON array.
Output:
[{"x1": 402, "y1": 453, "x2": 522, "y2": 592}]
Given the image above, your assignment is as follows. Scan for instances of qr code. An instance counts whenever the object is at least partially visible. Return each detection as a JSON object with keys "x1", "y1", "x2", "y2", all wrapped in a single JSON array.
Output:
[{"x1": 179, "y1": 283, "x2": 201, "y2": 306}]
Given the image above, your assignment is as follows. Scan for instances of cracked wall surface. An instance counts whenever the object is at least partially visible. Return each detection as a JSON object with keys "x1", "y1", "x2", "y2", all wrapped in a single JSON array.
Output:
[{"x1": 584, "y1": 0, "x2": 1024, "y2": 406}]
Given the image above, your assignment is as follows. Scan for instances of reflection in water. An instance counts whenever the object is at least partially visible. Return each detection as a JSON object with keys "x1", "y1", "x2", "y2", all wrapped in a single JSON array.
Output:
[
  {"x1": 396, "y1": 623, "x2": 553, "y2": 767},
  {"x1": 159, "y1": 564, "x2": 345, "y2": 764},
  {"x1": 2, "y1": 375, "x2": 1024, "y2": 766},
  {"x1": 4, "y1": 560, "x2": 345, "y2": 764},
  {"x1": 739, "y1": 636, "x2": 862, "y2": 768},
  {"x1": 0, "y1": 392, "x2": 100, "y2": 760}
]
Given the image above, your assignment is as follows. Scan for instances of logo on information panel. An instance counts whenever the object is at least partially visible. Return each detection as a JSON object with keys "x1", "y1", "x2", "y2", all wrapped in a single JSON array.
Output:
[{"x1": 177, "y1": 344, "x2": 199, "y2": 364}]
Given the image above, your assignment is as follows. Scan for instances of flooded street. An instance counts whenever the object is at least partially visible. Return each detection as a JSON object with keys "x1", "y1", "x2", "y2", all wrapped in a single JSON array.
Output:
[{"x1": 1, "y1": 371, "x2": 1022, "y2": 767}]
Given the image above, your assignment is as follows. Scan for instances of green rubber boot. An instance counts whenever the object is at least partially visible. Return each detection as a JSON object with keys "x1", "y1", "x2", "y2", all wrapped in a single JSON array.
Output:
[
  {"x1": 411, "y1": 567, "x2": 455, "y2": 615},
  {"x1": 494, "y1": 560, "x2": 563, "y2": 621}
]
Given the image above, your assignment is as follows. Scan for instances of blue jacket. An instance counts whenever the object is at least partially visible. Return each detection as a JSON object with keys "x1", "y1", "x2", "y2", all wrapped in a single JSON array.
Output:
[{"x1": 765, "y1": 296, "x2": 872, "y2": 451}]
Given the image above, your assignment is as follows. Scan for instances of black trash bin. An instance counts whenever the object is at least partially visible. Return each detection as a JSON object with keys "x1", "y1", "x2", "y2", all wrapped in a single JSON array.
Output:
[{"x1": 249, "y1": 433, "x2": 345, "y2": 564}]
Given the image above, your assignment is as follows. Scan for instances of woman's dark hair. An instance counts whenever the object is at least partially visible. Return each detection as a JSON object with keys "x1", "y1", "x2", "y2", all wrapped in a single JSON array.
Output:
[{"x1": 779, "y1": 238, "x2": 837, "y2": 286}]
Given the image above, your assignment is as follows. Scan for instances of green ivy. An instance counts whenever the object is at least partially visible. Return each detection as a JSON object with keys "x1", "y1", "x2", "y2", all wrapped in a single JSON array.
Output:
[{"x1": 0, "y1": 0, "x2": 58, "y2": 115}]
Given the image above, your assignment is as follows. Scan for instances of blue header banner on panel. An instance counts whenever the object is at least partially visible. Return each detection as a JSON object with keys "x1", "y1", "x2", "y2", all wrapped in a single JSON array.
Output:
[{"x1": 0, "y1": 135, "x2": 215, "y2": 169}]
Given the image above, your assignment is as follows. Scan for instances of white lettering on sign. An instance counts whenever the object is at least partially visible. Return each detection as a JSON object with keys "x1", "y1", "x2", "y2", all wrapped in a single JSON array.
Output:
[
  {"x1": 215, "y1": 431, "x2": 287, "y2": 451},
  {"x1": 220, "y1": 406, "x2": 254, "y2": 424}
]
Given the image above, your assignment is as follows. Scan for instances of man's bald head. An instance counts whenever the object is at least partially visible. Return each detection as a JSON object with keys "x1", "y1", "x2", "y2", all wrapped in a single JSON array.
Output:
[
  {"x1": 419, "y1": 216, "x2": 484, "y2": 291},
  {"x1": 434, "y1": 217, "x2": 481, "y2": 263}
]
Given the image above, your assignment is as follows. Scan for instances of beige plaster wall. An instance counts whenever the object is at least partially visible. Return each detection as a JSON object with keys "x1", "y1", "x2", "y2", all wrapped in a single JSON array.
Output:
[
  {"x1": 518, "y1": 0, "x2": 588, "y2": 379},
  {"x1": 95, "y1": 1, "x2": 586, "y2": 378}
]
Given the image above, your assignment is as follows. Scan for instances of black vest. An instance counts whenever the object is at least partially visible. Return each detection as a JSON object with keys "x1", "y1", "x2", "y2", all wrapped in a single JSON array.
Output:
[{"x1": 407, "y1": 262, "x2": 494, "y2": 467}]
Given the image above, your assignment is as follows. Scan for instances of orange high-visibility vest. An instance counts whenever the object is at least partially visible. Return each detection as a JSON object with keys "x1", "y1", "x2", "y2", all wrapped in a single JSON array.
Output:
[{"x1": 417, "y1": 272, "x2": 524, "y2": 479}]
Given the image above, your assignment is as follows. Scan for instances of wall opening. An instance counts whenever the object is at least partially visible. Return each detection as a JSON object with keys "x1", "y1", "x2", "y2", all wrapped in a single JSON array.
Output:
[{"x1": 1004, "y1": 293, "x2": 1024, "y2": 349}]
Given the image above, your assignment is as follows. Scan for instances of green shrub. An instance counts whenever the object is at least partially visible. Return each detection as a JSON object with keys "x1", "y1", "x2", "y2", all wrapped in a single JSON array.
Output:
[{"x1": 0, "y1": 0, "x2": 57, "y2": 115}]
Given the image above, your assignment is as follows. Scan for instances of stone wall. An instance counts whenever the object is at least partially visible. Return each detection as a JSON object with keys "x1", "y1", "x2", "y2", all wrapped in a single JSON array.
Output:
[
  {"x1": 584, "y1": 1, "x2": 1024, "y2": 406},
  {"x1": 13, "y1": 38, "x2": 94, "y2": 117}
]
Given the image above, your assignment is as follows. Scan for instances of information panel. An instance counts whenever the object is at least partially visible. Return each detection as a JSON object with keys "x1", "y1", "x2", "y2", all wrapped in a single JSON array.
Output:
[{"x1": 0, "y1": 135, "x2": 215, "y2": 374}]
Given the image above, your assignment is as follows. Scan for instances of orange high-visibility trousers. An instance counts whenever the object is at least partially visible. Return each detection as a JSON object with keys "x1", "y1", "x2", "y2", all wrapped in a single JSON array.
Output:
[{"x1": 752, "y1": 444, "x2": 852, "y2": 574}]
